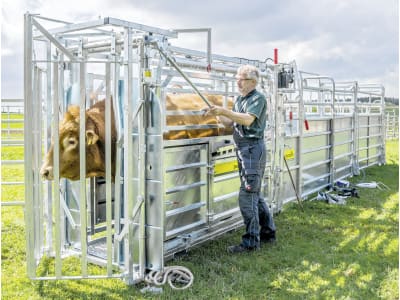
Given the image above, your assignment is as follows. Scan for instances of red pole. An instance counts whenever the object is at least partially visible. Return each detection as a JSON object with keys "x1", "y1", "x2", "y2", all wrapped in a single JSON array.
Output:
[
  {"x1": 274, "y1": 48, "x2": 278, "y2": 64},
  {"x1": 304, "y1": 120, "x2": 309, "y2": 131}
]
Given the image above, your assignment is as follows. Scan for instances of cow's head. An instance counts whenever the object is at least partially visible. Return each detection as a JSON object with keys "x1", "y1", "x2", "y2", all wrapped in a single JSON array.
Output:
[{"x1": 40, "y1": 105, "x2": 105, "y2": 181}]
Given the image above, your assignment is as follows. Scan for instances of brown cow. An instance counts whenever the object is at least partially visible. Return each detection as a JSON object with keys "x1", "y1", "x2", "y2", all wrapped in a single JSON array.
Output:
[
  {"x1": 40, "y1": 94, "x2": 233, "y2": 180},
  {"x1": 40, "y1": 99, "x2": 117, "y2": 181}
]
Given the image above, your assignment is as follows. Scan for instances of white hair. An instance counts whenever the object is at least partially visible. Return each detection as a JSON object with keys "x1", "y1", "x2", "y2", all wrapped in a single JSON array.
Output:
[{"x1": 237, "y1": 65, "x2": 260, "y2": 84}]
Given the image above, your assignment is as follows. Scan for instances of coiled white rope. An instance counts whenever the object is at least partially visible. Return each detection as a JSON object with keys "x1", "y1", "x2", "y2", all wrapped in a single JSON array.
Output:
[
  {"x1": 356, "y1": 181, "x2": 390, "y2": 190},
  {"x1": 144, "y1": 266, "x2": 194, "y2": 290}
]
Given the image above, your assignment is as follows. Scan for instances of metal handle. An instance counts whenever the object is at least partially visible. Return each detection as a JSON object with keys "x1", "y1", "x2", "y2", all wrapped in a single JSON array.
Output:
[{"x1": 156, "y1": 45, "x2": 212, "y2": 108}]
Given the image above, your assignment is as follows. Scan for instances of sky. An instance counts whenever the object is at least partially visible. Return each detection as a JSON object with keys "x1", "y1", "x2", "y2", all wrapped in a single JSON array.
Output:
[{"x1": 1, "y1": 0, "x2": 399, "y2": 98}]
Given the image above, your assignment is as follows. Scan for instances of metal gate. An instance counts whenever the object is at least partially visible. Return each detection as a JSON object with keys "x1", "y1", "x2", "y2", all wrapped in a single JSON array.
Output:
[{"x1": 24, "y1": 13, "x2": 386, "y2": 284}]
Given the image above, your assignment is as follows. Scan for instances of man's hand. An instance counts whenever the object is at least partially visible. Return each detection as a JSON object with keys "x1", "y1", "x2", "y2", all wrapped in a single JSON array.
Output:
[
  {"x1": 202, "y1": 105, "x2": 225, "y2": 116},
  {"x1": 202, "y1": 105, "x2": 256, "y2": 126}
]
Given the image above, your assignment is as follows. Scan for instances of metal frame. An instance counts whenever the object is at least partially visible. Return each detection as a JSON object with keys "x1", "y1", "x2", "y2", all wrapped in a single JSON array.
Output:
[{"x1": 24, "y1": 13, "x2": 386, "y2": 285}]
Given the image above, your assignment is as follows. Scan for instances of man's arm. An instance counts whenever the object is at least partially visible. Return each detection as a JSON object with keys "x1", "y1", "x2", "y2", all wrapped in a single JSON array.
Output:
[{"x1": 203, "y1": 106, "x2": 256, "y2": 127}]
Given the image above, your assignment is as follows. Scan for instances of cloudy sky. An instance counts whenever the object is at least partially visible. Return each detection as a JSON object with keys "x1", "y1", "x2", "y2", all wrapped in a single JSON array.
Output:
[{"x1": 1, "y1": 0, "x2": 398, "y2": 98}]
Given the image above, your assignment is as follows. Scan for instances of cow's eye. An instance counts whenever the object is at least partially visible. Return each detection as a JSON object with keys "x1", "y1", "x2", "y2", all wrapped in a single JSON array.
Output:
[{"x1": 69, "y1": 140, "x2": 76, "y2": 145}]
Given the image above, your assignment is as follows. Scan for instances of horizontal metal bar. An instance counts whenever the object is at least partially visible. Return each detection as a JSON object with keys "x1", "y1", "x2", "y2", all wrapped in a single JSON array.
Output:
[
  {"x1": 2, "y1": 140, "x2": 24, "y2": 145},
  {"x1": 165, "y1": 88, "x2": 235, "y2": 97},
  {"x1": 166, "y1": 124, "x2": 223, "y2": 131},
  {"x1": 1, "y1": 201, "x2": 25, "y2": 206},
  {"x1": 1, "y1": 130, "x2": 24, "y2": 134},
  {"x1": 302, "y1": 86, "x2": 334, "y2": 93},
  {"x1": 166, "y1": 181, "x2": 206, "y2": 194},
  {"x1": 162, "y1": 68, "x2": 235, "y2": 82},
  {"x1": 303, "y1": 131, "x2": 331, "y2": 138},
  {"x1": 31, "y1": 274, "x2": 124, "y2": 281},
  {"x1": 334, "y1": 152, "x2": 352, "y2": 160},
  {"x1": 213, "y1": 191, "x2": 239, "y2": 203},
  {"x1": 32, "y1": 18, "x2": 74, "y2": 61},
  {"x1": 34, "y1": 18, "x2": 108, "y2": 37},
  {"x1": 166, "y1": 162, "x2": 207, "y2": 173},
  {"x1": 169, "y1": 45, "x2": 267, "y2": 68},
  {"x1": 302, "y1": 145, "x2": 331, "y2": 155},
  {"x1": 174, "y1": 57, "x2": 237, "y2": 73},
  {"x1": 303, "y1": 173, "x2": 330, "y2": 186},
  {"x1": 1, "y1": 119, "x2": 24, "y2": 123},
  {"x1": 304, "y1": 102, "x2": 333, "y2": 106},
  {"x1": 335, "y1": 165, "x2": 352, "y2": 173},
  {"x1": 106, "y1": 17, "x2": 177, "y2": 37},
  {"x1": 359, "y1": 153, "x2": 381, "y2": 163},
  {"x1": 334, "y1": 115, "x2": 354, "y2": 120},
  {"x1": 1, "y1": 99, "x2": 24, "y2": 103},
  {"x1": 334, "y1": 127, "x2": 352, "y2": 134},
  {"x1": 166, "y1": 110, "x2": 206, "y2": 116},
  {"x1": 166, "y1": 220, "x2": 207, "y2": 237},
  {"x1": 214, "y1": 172, "x2": 239, "y2": 183},
  {"x1": 1, "y1": 160, "x2": 24, "y2": 165},
  {"x1": 334, "y1": 139, "x2": 353, "y2": 147},
  {"x1": 1, "y1": 181, "x2": 24, "y2": 185},
  {"x1": 303, "y1": 159, "x2": 331, "y2": 171},
  {"x1": 32, "y1": 15, "x2": 72, "y2": 25},
  {"x1": 166, "y1": 202, "x2": 206, "y2": 217},
  {"x1": 358, "y1": 123, "x2": 383, "y2": 129},
  {"x1": 358, "y1": 133, "x2": 384, "y2": 140}
]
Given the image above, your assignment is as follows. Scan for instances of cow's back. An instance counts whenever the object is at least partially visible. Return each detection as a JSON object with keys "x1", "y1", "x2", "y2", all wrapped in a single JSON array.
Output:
[{"x1": 164, "y1": 94, "x2": 233, "y2": 140}]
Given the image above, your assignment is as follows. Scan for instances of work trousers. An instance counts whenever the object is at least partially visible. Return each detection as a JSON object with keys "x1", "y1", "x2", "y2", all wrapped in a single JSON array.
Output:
[{"x1": 234, "y1": 135, "x2": 276, "y2": 248}]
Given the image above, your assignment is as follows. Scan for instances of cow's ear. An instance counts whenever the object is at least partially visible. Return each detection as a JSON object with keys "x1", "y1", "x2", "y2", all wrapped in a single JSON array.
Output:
[{"x1": 86, "y1": 129, "x2": 99, "y2": 145}]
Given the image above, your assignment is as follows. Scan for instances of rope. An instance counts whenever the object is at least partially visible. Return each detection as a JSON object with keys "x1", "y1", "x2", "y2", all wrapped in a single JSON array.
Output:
[
  {"x1": 355, "y1": 181, "x2": 390, "y2": 190},
  {"x1": 145, "y1": 266, "x2": 194, "y2": 290}
]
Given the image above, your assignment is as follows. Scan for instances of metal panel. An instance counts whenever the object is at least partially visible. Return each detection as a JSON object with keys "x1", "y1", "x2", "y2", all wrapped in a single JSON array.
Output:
[{"x1": 163, "y1": 144, "x2": 208, "y2": 239}]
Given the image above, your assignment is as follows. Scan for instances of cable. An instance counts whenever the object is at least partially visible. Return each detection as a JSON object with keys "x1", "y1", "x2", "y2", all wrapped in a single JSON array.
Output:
[{"x1": 144, "y1": 266, "x2": 194, "y2": 290}]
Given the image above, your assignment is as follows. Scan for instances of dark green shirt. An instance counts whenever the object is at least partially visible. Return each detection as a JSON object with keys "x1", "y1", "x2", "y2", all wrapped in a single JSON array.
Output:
[{"x1": 233, "y1": 89, "x2": 267, "y2": 139}]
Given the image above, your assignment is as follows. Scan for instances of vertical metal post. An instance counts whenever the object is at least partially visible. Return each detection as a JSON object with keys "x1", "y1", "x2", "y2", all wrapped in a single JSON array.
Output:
[
  {"x1": 79, "y1": 60, "x2": 88, "y2": 277},
  {"x1": 105, "y1": 62, "x2": 113, "y2": 275},
  {"x1": 52, "y1": 60, "x2": 62, "y2": 277},
  {"x1": 329, "y1": 80, "x2": 336, "y2": 186},
  {"x1": 352, "y1": 82, "x2": 360, "y2": 175},
  {"x1": 269, "y1": 65, "x2": 278, "y2": 210},
  {"x1": 272, "y1": 64, "x2": 285, "y2": 211},
  {"x1": 33, "y1": 66, "x2": 43, "y2": 260},
  {"x1": 24, "y1": 13, "x2": 35, "y2": 277},
  {"x1": 138, "y1": 39, "x2": 147, "y2": 278},
  {"x1": 123, "y1": 27, "x2": 134, "y2": 281},
  {"x1": 206, "y1": 28, "x2": 212, "y2": 69},
  {"x1": 296, "y1": 69, "x2": 304, "y2": 201},
  {"x1": 111, "y1": 46, "x2": 122, "y2": 265},
  {"x1": 45, "y1": 41, "x2": 53, "y2": 255},
  {"x1": 380, "y1": 87, "x2": 386, "y2": 165}
]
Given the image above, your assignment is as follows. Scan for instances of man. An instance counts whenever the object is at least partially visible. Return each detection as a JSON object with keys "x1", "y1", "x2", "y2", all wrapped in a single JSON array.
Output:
[{"x1": 203, "y1": 65, "x2": 276, "y2": 253}]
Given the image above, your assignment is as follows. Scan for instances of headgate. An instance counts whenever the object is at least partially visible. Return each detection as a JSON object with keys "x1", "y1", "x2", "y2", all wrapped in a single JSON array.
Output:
[{"x1": 24, "y1": 13, "x2": 386, "y2": 284}]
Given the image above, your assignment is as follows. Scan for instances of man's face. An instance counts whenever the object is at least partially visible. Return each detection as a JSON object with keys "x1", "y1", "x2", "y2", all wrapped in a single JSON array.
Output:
[{"x1": 236, "y1": 72, "x2": 256, "y2": 96}]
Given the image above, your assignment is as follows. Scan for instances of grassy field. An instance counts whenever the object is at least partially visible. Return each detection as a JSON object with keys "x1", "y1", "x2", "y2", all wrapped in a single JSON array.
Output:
[{"x1": 1, "y1": 140, "x2": 398, "y2": 299}]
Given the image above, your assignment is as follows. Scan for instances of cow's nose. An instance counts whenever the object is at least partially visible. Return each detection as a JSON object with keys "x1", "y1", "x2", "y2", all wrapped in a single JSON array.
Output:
[{"x1": 40, "y1": 167, "x2": 53, "y2": 180}]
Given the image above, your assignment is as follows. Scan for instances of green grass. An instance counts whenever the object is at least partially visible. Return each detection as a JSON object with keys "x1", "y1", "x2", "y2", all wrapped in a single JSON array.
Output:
[
  {"x1": 1, "y1": 140, "x2": 398, "y2": 299},
  {"x1": 1, "y1": 113, "x2": 24, "y2": 130}
]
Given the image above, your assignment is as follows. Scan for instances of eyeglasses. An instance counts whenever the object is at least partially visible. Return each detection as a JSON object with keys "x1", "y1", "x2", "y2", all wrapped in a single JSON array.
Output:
[{"x1": 236, "y1": 77, "x2": 253, "y2": 82}]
